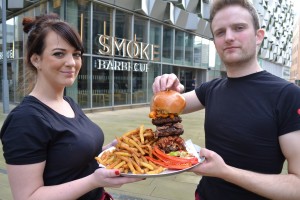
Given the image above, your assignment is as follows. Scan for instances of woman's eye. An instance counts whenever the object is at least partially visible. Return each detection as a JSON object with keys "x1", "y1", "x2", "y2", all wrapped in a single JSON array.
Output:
[
  {"x1": 53, "y1": 52, "x2": 64, "y2": 57},
  {"x1": 73, "y1": 52, "x2": 82, "y2": 58}
]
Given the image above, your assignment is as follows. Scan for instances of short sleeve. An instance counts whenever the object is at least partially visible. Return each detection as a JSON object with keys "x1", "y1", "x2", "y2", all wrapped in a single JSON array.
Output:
[
  {"x1": 276, "y1": 84, "x2": 300, "y2": 135},
  {"x1": 195, "y1": 81, "x2": 212, "y2": 107},
  {"x1": 1, "y1": 109, "x2": 52, "y2": 165}
]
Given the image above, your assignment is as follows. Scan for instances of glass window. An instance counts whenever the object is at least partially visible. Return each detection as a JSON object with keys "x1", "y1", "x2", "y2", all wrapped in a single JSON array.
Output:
[
  {"x1": 93, "y1": 3, "x2": 113, "y2": 55},
  {"x1": 66, "y1": 0, "x2": 91, "y2": 53},
  {"x1": 49, "y1": 0, "x2": 65, "y2": 17},
  {"x1": 132, "y1": 61, "x2": 148, "y2": 104},
  {"x1": 194, "y1": 36, "x2": 202, "y2": 67},
  {"x1": 134, "y1": 16, "x2": 147, "y2": 43},
  {"x1": 147, "y1": 63, "x2": 161, "y2": 101},
  {"x1": 92, "y1": 56, "x2": 112, "y2": 107},
  {"x1": 149, "y1": 21, "x2": 161, "y2": 62},
  {"x1": 134, "y1": 16, "x2": 151, "y2": 62},
  {"x1": 75, "y1": 56, "x2": 91, "y2": 108},
  {"x1": 115, "y1": 10, "x2": 132, "y2": 39},
  {"x1": 13, "y1": 16, "x2": 25, "y2": 62},
  {"x1": 114, "y1": 60, "x2": 131, "y2": 105},
  {"x1": 174, "y1": 30, "x2": 184, "y2": 65},
  {"x1": 185, "y1": 33, "x2": 193, "y2": 65},
  {"x1": 162, "y1": 64, "x2": 178, "y2": 75},
  {"x1": 114, "y1": 10, "x2": 132, "y2": 58},
  {"x1": 162, "y1": 25, "x2": 173, "y2": 63},
  {"x1": 201, "y1": 38, "x2": 210, "y2": 68}
]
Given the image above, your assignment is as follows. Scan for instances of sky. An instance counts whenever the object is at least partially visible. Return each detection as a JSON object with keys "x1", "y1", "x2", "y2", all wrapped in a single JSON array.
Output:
[{"x1": 293, "y1": 0, "x2": 299, "y2": 17}]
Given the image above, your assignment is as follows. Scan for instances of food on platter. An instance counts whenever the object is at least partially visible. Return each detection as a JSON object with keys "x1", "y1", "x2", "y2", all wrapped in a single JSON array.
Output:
[
  {"x1": 95, "y1": 125, "x2": 165, "y2": 175},
  {"x1": 95, "y1": 125, "x2": 201, "y2": 175},
  {"x1": 149, "y1": 90, "x2": 187, "y2": 153}
]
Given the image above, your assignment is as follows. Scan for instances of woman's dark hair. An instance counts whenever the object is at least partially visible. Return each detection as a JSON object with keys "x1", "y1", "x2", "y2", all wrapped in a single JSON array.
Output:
[
  {"x1": 22, "y1": 13, "x2": 84, "y2": 93},
  {"x1": 209, "y1": 0, "x2": 261, "y2": 35}
]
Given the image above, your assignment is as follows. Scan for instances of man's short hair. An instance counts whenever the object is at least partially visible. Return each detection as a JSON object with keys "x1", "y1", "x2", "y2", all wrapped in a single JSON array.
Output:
[{"x1": 210, "y1": 0, "x2": 261, "y2": 31}]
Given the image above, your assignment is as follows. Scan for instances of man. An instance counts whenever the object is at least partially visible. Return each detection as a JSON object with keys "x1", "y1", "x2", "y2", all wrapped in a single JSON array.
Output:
[{"x1": 152, "y1": 0, "x2": 300, "y2": 199}]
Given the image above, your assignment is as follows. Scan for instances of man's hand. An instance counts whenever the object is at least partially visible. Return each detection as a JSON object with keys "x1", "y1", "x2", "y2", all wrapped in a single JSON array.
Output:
[{"x1": 152, "y1": 73, "x2": 184, "y2": 94}]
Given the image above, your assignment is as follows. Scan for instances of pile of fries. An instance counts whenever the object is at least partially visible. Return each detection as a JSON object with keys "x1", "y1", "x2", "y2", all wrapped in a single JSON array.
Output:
[{"x1": 95, "y1": 125, "x2": 166, "y2": 175}]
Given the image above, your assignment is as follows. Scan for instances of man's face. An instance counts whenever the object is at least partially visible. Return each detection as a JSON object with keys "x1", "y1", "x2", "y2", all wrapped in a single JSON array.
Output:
[{"x1": 211, "y1": 5, "x2": 263, "y2": 67}]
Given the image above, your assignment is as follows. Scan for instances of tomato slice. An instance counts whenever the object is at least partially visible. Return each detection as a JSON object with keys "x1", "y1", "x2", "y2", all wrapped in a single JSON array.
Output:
[{"x1": 154, "y1": 146, "x2": 198, "y2": 165}]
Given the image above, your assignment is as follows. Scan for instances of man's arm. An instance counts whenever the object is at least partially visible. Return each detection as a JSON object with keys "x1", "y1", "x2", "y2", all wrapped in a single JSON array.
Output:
[{"x1": 191, "y1": 131, "x2": 300, "y2": 200}]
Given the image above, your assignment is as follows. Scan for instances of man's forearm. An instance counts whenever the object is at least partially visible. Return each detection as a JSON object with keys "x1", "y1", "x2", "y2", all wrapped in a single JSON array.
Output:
[{"x1": 223, "y1": 166, "x2": 300, "y2": 200}]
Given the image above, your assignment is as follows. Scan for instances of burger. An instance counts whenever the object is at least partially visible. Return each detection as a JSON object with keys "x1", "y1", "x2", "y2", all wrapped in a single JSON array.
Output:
[{"x1": 149, "y1": 90, "x2": 187, "y2": 153}]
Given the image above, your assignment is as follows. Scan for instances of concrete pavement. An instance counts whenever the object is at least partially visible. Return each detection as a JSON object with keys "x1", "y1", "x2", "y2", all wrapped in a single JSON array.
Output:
[{"x1": 0, "y1": 106, "x2": 206, "y2": 200}]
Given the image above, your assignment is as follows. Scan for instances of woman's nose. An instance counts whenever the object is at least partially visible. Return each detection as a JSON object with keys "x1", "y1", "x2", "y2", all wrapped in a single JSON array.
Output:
[{"x1": 65, "y1": 55, "x2": 76, "y2": 66}]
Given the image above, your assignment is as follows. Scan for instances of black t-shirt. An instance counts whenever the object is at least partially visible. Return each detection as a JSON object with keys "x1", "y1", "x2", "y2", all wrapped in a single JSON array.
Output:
[
  {"x1": 194, "y1": 71, "x2": 300, "y2": 200},
  {"x1": 1, "y1": 96, "x2": 105, "y2": 200}
]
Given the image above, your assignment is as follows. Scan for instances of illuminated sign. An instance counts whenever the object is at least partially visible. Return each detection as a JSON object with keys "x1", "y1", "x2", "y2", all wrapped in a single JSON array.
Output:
[
  {"x1": 94, "y1": 34, "x2": 159, "y2": 73},
  {"x1": 94, "y1": 59, "x2": 148, "y2": 72},
  {"x1": 98, "y1": 34, "x2": 159, "y2": 61}
]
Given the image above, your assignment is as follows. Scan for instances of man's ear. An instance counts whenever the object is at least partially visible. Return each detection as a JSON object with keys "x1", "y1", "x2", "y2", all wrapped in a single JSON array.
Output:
[
  {"x1": 256, "y1": 29, "x2": 265, "y2": 46},
  {"x1": 30, "y1": 54, "x2": 40, "y2": 69}
]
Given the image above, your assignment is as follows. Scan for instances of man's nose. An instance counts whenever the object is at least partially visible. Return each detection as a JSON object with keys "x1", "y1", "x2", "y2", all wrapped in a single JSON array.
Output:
[{"x1": 225, "y1": 30, "x2": 235, "y2": 42}]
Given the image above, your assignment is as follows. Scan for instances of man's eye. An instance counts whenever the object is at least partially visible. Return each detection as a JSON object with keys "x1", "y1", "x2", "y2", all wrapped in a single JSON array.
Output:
[
  {"x1": 215, "y1": 31, "x2": 224, "y2": 37},
  {"x1": 235, "y1": 26, "x2": 245, "y2": 31}
]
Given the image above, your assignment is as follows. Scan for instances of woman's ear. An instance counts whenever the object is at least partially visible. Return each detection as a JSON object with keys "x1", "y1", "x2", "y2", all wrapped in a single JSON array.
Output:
[
  {"x1": 256, "y1": 29, "x2": 265, "y2": 46},
  {"x1": 30, "y1": 54, "x2": 40, "y2": 69}
]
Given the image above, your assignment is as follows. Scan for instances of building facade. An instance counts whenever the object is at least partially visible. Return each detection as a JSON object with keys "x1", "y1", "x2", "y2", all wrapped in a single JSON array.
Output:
[
  {"x1": 290, "y1": 14, "x2": 300, "y2": 85},
  {"x1": 0, "y1": 0, "x2": 295, "y2": 111}
]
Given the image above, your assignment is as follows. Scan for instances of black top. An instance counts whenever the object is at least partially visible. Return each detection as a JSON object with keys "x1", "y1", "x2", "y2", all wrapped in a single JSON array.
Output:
[
  {"x1": 1, "y1": 96, "x2": 104, "y2": 200},
  {"x1": 194, "y1": 71, "x2": 300, "y2": 200}
]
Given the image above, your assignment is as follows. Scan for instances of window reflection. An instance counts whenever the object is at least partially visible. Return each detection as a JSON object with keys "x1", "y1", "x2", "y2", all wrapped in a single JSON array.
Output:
[
  {"x1": 175, "y1": 30, "x2": 184, "y2": 65},
  {"x1": 194, "y1": 36, "x2": 202, "y2": 67},
  {"x1": 93, "y1": 4, "x2": 113, "y2": 55},
  {"x1": 114, "y1": 60, "x2": 131, "y2": 105},
  {"x1": 73, "y1": 56, "x2": 91, "y2": 108},
  {"x1": 185, "y1": 33, "x2": 193, "y2": 65},
  {"x1": 150, "y1": 21, "x2": 161, "y2": 62},
  {"x1": 92, "y1": 57, "x2": 112, "y2": 107},
  {"x1": 162, "y1": 25, "x2": 173, "y2": 63}
]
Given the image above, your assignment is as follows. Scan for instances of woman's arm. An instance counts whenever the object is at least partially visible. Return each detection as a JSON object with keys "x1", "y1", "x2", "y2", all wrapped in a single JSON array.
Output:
[{"x1": 7, "y1": 161, "x2": 143, "y2": 200}]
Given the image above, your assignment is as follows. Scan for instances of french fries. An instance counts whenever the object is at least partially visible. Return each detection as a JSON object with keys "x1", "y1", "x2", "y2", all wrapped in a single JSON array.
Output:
[{"x1": 96, "y1": 125, "x2": 167, "y2": 175}]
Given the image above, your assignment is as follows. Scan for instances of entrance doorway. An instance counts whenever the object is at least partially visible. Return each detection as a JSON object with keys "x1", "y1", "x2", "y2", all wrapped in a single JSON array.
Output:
[{"x1": 179, "y1": 69, "x2": 195, "y2": 92}]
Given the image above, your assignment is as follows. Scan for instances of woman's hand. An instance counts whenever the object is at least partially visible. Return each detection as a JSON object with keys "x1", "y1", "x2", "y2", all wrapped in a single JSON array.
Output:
[
  {"x1": 152, "y1": 73, "x2": 184, "y2": 94},
  {"x1": 92, "y1": 168, "x2": 144, "y2": 188},
  {"x1": 102, "y1": 139, "x2": 117, "y2": 151},
  {"x1": 189, "y1": 148, "x2": 229, "y2": 178}
]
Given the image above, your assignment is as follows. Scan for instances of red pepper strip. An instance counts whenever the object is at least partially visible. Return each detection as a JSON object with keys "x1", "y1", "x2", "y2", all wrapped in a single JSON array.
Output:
[
  {"x1": 154, "y1": 146, "x2": 199, "y2": 165},
  {"x1": 146, "y1": 156, "x2": 192, "y2": 170},
  {"x1": 152, "y1": 150, "x2": 180, "y2": 164},
  {"x1": 145, "y1": 156, "x2": 168, "y2": 167}
]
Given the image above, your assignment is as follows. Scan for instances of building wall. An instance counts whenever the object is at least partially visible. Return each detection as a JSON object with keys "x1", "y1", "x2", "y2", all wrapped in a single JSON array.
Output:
[
  {"x1": 253, "y1": 0, "x2": 294, "y2": 78},
  {"x1": 0, "y1": 0, "x2": 296, "y2": 111},
  {"x1": 290, "y1": 14, "x2": 300, "y2": 85}
]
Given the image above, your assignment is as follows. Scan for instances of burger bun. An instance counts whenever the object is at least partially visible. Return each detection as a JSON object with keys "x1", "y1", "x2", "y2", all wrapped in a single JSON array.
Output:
[{"x1": 151, "y1": 90, "x2": 186, "y2": 114}]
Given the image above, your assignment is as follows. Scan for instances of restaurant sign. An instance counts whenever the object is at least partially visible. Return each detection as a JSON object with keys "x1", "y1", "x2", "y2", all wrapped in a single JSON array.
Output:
[{"x1": 94, "y1": 34, "x2": 159, "y2": 73}]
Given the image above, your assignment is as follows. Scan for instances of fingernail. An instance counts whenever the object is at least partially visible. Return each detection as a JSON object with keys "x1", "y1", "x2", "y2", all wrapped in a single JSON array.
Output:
[{"x1": 115, "y1": 170, "x2": 120, "y2": 175}]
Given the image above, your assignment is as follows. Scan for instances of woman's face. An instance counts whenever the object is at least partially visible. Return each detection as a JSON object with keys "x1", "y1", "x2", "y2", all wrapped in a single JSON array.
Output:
[{"x1": 32, "y1": 31, "x2": 82, "y2": 90}]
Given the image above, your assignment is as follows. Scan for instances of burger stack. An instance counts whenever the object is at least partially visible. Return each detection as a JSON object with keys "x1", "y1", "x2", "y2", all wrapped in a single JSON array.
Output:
[{"x1": 149, "y1": 90, "x2": 187, "y2": 153}]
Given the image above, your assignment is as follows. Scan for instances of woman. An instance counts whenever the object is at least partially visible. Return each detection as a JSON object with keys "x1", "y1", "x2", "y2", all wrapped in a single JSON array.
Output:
[{"x1": 0, "y1": 13, "x2": 142, "y2": 200}]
